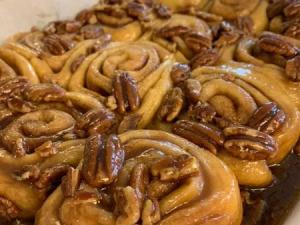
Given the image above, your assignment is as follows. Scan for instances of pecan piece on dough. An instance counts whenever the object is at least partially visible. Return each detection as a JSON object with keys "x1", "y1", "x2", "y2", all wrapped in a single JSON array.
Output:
[
  {"x1": 154, "y1": 4, "x2": 172, "y2": 19},
  {"x1": 248, "y1": 102, "x2": 286, "y2": 134},
  {"x1": 150, "y1": 154, "x2": 200, "y2": 182},
  {"x1": 34, "y1": 164, "x2": 69, "y2": 189},
  {"x1": 118, "y1": 114, "x2": 141, "y2": 134},
  {"x1": 188, "y1": 102, "x2": 217, "y2": 123},
  {"x1": 284, "y1": 23, "x2": 300, "y2": 39},
  {"x1": 24, "y1": 83, "x2": 67, "y2": 103},
  {"x1": 183, "y1": 79, "x2": 202, "y2": 104},
  {"x1": 77, "y1": 108, "x2": 117, "y2": 136},
  {"x1": 157, "y1": 26, "x2": 190, "y2": 39},
  {"x1": 43, "y1": 34, "x2": 75, "y2": 55},
  {"x1": 184, "y1": 32, "x2": 212, "y2": 53},
  {"x1": 130, "y1": 163, "x2": 150, "y2": 202},
  {"x1": 80, "y1": 24, "x2": 104, "y2": 39},
  {"x1": 82, "y1": 134, "x2": 125, "y2": 187},
  {"x1": 190, "y1": 48, "x2": 220, "y2": 70},
  {"x1": 142, "y1": 198, "x2": 161, "y2": 225},
  {"x1": 170, "y1": 63, "x2": 191, "y2": 86},
  {"x1": 113, "y1": 72, "x2": 141, "y2": 114},
  {"x1": 114, "y1": 186, "x2": 141, "y2": 225},
  {"x1": 234, "y1": 16, "x2": 254, "y2": 34},
  {"x1": 284, "y1": 1, "x2": 300, "y2": 18},
  {"x1": 127, "y1": 1, "x2": 150, "y2": 21},
  {"x1": 223, "y1": 125, "x2": 278, "y2": 161},
  {"x1": 258, "y1": 33, "x2": 298, "y2": 58},
  {"x1": 0, "y1": 77, "x2": 28, "y2": 102},
  {"x1": 286, "y1": 55, "x2": 300, "y2": 81},
  {"x1": 61, "y1": 167, "x2": 81, "y2": 198},
  {"x1": 158, "y1": 87, "x2": 184, "y2": 122},
  {"x1": 0, "y1": 197, "x2": 19, "y2": 221},
  {"x1": 173, "y1": 120, "x2": 224, "y2": 154}
]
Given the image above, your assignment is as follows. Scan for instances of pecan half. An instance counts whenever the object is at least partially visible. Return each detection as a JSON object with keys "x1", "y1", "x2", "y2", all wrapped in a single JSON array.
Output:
[
  {"x1": 0, "y1": 77, "x2": 28, "y2": 102},
  {"x1": 267, "y1": 0, "x2": 290, "y2": 19},
  {"x1": 284, "y1": 1, "x2": 300, "y2": 18},
  {"x1": 284, "y1": 23, "x2": 300, "y2": 39},
  {"x1": 86, "y1": 34, "x2": 112, "y2": 54},
  {"x1": 248, "y1": 102, "x2": 286, "y2": 134},
  {"x1": 70, "y1": 55, "x2": 86, "y2": 73},
  {"x1": 173, "y1": 120, "x2": 224, "y2": 154},
  {"x1": 113, "y1": 72, "x2": 141, "y2": 114},
  {"x1": 170, "y1": 63, "x2": 191, "y2": 86},
  {"x1": 147, "y1": 179, "x2": 178, "y2": 200},
  {"x1": 184, "y1": 32, "x2": 212, "y2": 53},
  {"x1": 235, "y1": 16, "x2": 254, "y2": 34},
  {"x1": 190, "y1": 48, "x2": 220, "y2": 69},
  {"x1": 127, "y1": 1, "x2": 149, "y2": 21},
  {"x1": 0, "y1": 105, "x2": 14, "y2": 129},
  {"x1": 55, "y1": 21, "x2": 82, "y2": 34},
  {"x1": 223, "y1": 125, "x2": 278, "y2": 160},
  {"x1": 77, "y1": 108, "x2": 117, "y2": 135},
  {"x1": 43, "y1": 35, "x2": 75, "y2": 55},
  {"x1": 154, "y1": 4, "x2": 172, "y2": 19},
  {"x1": 80, "y1": 24, "x2": 104, "y2": 39},
  {"x1": 34, "y1": 141, "x2": 58, "y2": 158},
  {"x1": 214, "y1": 30, "x2": 241, "y2": 48},
  {"x1": 157, "y1": 26, "x2": 190, "y2": 39},
  {"x1": 96, "y1": 6, "x2": 130, "y2": 26},
  {"x1": 184, "y1": 79, "x2": 201, "y2": 104},
  {"x1": 61, "y1": 167, "x2": 80, "y2": 198},
  {"x1": 158, "y1": 87, "x2": 184, "y2": 122},
  {"x1": 20, "y1": 165, "x2": 40, "y2": 182},
  {"x1": 258, "y1": 33, "x2": 298, "y2": 58},
  {"x1": 150, "y1": 154, "x2": 200, "y2": 182},
  {"x1": 130, "y1": 163, "x2": 149, "y2": 202},
  {"x1": 24, "y1": 83, "x2": 67, "y2": 103},
  {"x1": 76, "y1": 9, "x2": 95, "y2": 24},
  {"x1": 35, "y1": 164, "x2": 69, "y2": 189},
  {"x1": 82, "y1": 134, "x2": 125, "y2": 187},
  {"x1": 7, "y1": 96, "x2": 35, "y2": 113},
  {"x1": 114, "y1": 186, "x2": 141, "y2": 225},
  {"x1": 286, "y1": 55, "x2": 300, "y2": 81},
  {"x1": 118, "y1": 114, "x2": 141, "y2": 134},
  {"x1": 142, "y1": 199, "x2": 161, "y2": 225},
  {"x1": 0, "y1": 197, "x2": 19, "y2": 221},
  {"x1": 188, "y1": 102, "x2": 216, "y2": 123}
]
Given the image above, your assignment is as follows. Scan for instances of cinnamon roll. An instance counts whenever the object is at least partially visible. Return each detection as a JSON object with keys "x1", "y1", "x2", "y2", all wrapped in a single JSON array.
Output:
[
  {"x1": 35, "y1": 130, "x2": 242, "y2": 225},
  {"x1": 235, "y1": 31, "x2": 300, "y2": 107},
  {"x1": 3, "y1": 31, "x2": 111, "y2": 88},
  {"x1": 157, "y1": 0, "x2": 269, "y2": 33},
  {"x1": 0, "y1": 44, "x2": 40, "y2": 84},
  {"x1": 143, "y1": 9, "x2": 258, "y2": 68},
  {"x1": 0, "y1": 77, "x2": 117, "y2": 222},
  {"x1": 185, "y1": 62, "x2": 300, "y2": 186},
  {"x1": 68, "y1": 40, "x2": 174, "y2": 130}
]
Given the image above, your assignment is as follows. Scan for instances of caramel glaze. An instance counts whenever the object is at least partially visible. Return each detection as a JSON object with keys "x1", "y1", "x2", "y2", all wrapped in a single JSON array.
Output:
[{"x1": 242, "y1": 153, "x2": 300, "y2": 225}]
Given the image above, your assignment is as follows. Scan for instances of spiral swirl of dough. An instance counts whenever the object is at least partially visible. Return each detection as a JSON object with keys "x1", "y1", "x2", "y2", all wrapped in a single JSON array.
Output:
[{"x1": 35, "y1": 130, "x2": 242, "y2": 225}]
